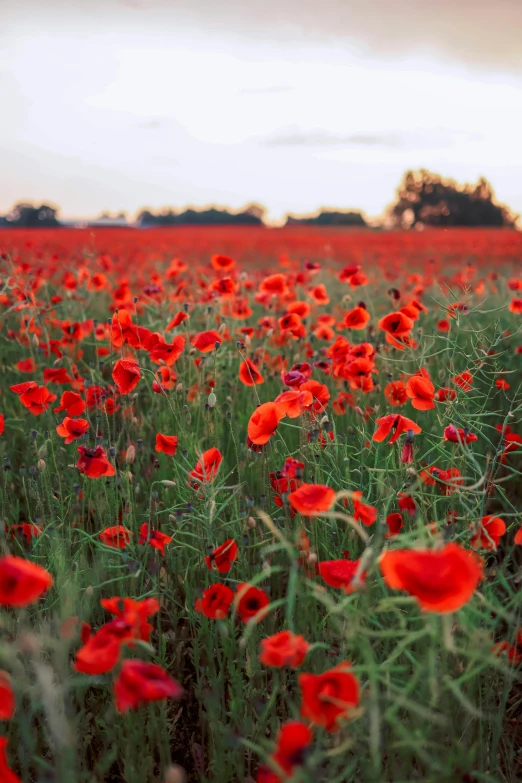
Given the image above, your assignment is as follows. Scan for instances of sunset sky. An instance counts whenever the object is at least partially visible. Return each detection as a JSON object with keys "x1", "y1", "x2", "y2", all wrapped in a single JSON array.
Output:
[{"x1": 1, "y1": 0, "x2": 522, "y2": 221}]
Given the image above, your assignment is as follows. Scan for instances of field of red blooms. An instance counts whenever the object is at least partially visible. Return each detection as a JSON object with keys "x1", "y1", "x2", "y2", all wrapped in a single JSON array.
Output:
[{"x1": 0, "y1": 226, "x2": 521, "y2": 783}]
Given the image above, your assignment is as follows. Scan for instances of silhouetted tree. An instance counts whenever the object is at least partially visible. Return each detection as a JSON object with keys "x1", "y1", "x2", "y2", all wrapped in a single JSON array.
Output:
[
  {"x1": 387, "y1": 170, "x2": 518, "y2": 229},
  {"x1": 4, "y1": 203, "x2": 59, "y2": 227},
  {"x1": 136, "y1": 205, "x2": 264, "y2": 227},
  {"x1": 285, "y1": 210, "x2": 367, "y2": 227}
]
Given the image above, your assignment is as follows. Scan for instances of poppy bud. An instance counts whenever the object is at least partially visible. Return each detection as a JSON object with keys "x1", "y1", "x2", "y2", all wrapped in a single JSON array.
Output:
[
  {"x1": 37, "y1": 459, "x2": 46, "y2": 472},
  {"x1": 208, "y1": 392, "x2": 216, "y2": 408},
  {"x1": 176, "y1": 383, "x2": 183, "y2": 394},
  {"x1": 163, "y1": 765, "x2": 187, "y2": 783},
  {"x1": 125, "y1": 445, "x2": 136, "y2": 464},
  {"x1": 247, "y1": 516, "x2": 256, "y2": 529}
]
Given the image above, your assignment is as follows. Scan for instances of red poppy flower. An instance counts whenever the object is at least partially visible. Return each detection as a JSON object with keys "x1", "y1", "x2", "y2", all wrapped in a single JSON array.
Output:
[
  {"x1": 239, "y1": 358, "x2": 264, "y2": 386},
  {"x1": 56, "y1": 417, "x2": 89, "y2": 444},
  {"x1": 74, "y1": 623, "x2": 125, "y2": 675},
  {"x1": 299, "y1": 662, "x2": 360, "y2": 732},
  {"x1": 205, "y1": 539, "x2": 238, "y2": 573},
  {"x1": 211, "y1": 254, "x2": 235, "y2": 272},
  {"x1": 114, "y1": 659, "x2": 184, "y2": 713},
  {"x1": 15, "y1": 357, "x2": 36, "y2": 373},
  {"x1": 385, "y1": 512, "x2": 404, "y2": 538},
  {"x1": 188, "y1": 447, "x2": 223, "y2": 487},
  {"x1": 112, "y1": 359, "x2": 141, "y2": 395},
  {"x1": 0, "y1": 737, "x2": 20, "y2": 783},
  {"x1": 496, "y1": 378, "x2": 510, "y2": 391},
  {"x1": 247, "y1": 402, "x2": 286, "y2": 445},
  {"x1": 6, "y1": 523, "x2": 42, "y2": 541},
  {"x1": 43, "y1": 366, "x2": 72, "y2": 385},
  {"x1": 259, "y1": 631, "x2": 310, "y2": 668},
  {"x1": 420, "y1": 466, "x2": 462, "y2": 495},
  {"x1": 287, "y1": 483, "x2": 336, "y2": 517},
  {"x1": 10, "y1": 381, "x2": 57, "y2": 415},
  {"x1": 234, "y1": 583, "x2": 270, "y2": 623},
  {"x1": 166, "y1": 311, "x2": 189, "y2": 331},
  {"x1": 443, "y1": 425, "x2": 478, "y2": 444},
  {"x1": 76, "y1": 446, "x2": 116, "y2": 478},
  {"x1": 515, "y1": 527, "x2": 522, "y2": 545},
  {"x1": 342, "y1": 306, "x2": 370, "y2": 330},
  {"x1": 353, "y1": 491, "x2": 377, "y2": 526},
  {"x1": 139, "y1": 524, "x2": 172, "y2": 556},
  {"x1": 437, "y1": 319, "x2": 451, "y2": 332},
  {"x1": 195, "y1": 583, "x2": 234, "y2": 619},
  {"x1": 398, "y1": 493, "x2": 416, "y2": 516},
  {"x1": 148, "y1": 335, "x2": 185, "y2": 366},
  {"x1": 406, "y1": 375, "x2": 436, "y2": 411},
  {"x1": 274, "y1": 390, "x2": 313, "y2": 418},
  {"x1": 0, "y1": 555, "x2": 52, "y2": 607},
  {"x1": 0, "y1": 671, "x2": 15, "y2": 720},
  {"x1": 379, "y1": 542, "x2": 483, "y2": 613},
  {"x1": 272, "y1": 720, "x2": 312, "y2": 775},
  {"x1": 0, "y1": 415, "x2": 4, "y2": 436},
  {"x1": 308, "y1": 283, "x2": 329, "y2": 304},
  {"x1": 384, "y1": 380, "x2": 408, "y2": 407},
  {"x1": 319, "y1": 558, "x2": 366, "y2": 592},
  {"x1": 99, "y1": 526, "x2": 132, "y2": 549},
  {"x1": 101, "y1": 596, "x2": 159, "y2": 643},
  {"x1": 378, "y1": 311, "x2": 414, "y2": 338},
  {"x1": 435, "y1": 387, "x2": 457, "y2": 402},
  {"x1": 53, "y1": 390, "x2": 86, "y2": 417},
  {"x1": 509, "y1": 298, "x2": 522, "y2": 314},
  {"x1": 298, "y1": 379, "x2": 330, "y2": 412},
  {"x1": 470, "y1": 515, "x2": 506, "y2": 550},
  {"x1": 452, "y1": 371, "x2": 473, "y2": 392},
  {"x1": 155, "y1": 433, "x2": 178, "y2": 456},
  {"x1": 191, "y1": 330, "x2": 222, "y2": 352},
  {"x1": 372, "y1": 414, "x2": 422, "y2": 444}
]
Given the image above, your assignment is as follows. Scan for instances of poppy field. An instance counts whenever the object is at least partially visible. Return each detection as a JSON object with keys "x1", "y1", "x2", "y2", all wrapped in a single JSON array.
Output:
[{"x1": 0, "y1": 225, "x2": 522, "y2": 783}]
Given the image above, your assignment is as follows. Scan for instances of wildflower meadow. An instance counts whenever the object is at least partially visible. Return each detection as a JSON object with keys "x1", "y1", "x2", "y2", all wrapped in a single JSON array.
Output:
[{"x1": 0, "y1": 225, "x2": 521, "y2": 783}]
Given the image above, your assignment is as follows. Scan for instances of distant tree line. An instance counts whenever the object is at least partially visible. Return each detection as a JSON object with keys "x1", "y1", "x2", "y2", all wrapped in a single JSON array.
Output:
[{"x1": 1, "y1": 172, "x2": 518, "y2": 228}]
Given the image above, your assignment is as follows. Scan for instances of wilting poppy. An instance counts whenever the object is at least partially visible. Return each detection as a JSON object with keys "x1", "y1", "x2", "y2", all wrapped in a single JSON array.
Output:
[
  {"x1": 372, "y1": 414, "x2": 422, "y2": 444},
  {"x1": 299, "y1": 662, "x2": 360, "y2": 732},
  {"x1": 247, "y1": 402, "x2": 286, "y2": 446},
  {"x1": 195, "y1": 583, "x2": 235, "y2": 619},
  {"x1": 234, "y1": 583, "x2": 270, "y2": 623},
  {"x1": 205, "y1": 539, "x2": 238, "y2": 574},
  {"x1": 56, "y1": 417, "x2": 89, "y2": 444},
  {"x1": 443, "y1": 424, "x2": 477, "y2": 444},
  {"x1": 191, "y1": 330, "x2": 222, "y2": 352},
  {"x1": 385, "y1": 512, "x2": 404, "y2": 538},
  {"x1": 470, "y1": 515, "x2": 506, "y2": 550},
  {"x1": 155, "y1": 433, "x2": 178, "y2": 456},
  {"x1": 435, "y1": 387, "x2": 457, "y2": 402},
  {"x1": 406, "y1": 375, "x2": 436, "y2": 411},
  {"x1": 99, "y1": 526, "x2": 132, "y2": 549},
  {"x1": 272, "y1": 720, "x2": 313, "y2": 776},
  {"x1": 166, "y1": 311, "x2": 189, "y2": 331},
  {"x1": 188, "y1": 447, "x2": 223, "y2": 487},
  {"x1": 384, "y1": 380, "x2": 408, "y2": 407},
  {"x1": 379, "y1": 542, "x2": 483, "y2": 612},
  {"x1": 420, "y1": 466, "x2": 462, "y2": 495},
  {"x1": 53, "y1": 390, "x2": 86, "y2": 417},
  {"x1": 112, "y1": 359, "x2": 141, "y2": 395},
  {"x1": 101, "y1": 596, "x2": 159, "y2": 643},
  {"x1": 287, "y1": 483, "x2": 336, "y2": 516},
  {"x1": 0, "y1": 737, "x2": 20, "y2": 783},
  {"x1": 319, "y1": 558, "x2": 366, "y2": 592},
  {"x1": 76, "y1": 446, "x2": 116, "y2": 478},
  {"x1": 0, "y1": 555, "x2": 52, "y2": 607},
  {"x1": 239, "y1": 357, "x2": 264, "y2": 386},
  {"x1": 398, "y1": 493, "x2": 416, "y2": 516},
  {"x1": 0, "y1": 672, "x2": 15, "y2": 720},
  {"x1": 139, "y1": 524, "x2": 172, "y2": 556},
  {"x1": 259, "y1": 631, "x2": 310, "y2": 668},
  {"x1": 114, "y1": 659, "x2": 184, "y2": 713}
]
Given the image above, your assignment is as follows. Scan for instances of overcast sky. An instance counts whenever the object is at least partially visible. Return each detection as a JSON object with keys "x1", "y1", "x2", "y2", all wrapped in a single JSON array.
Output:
[{"x1": 1, "y1": 0, "x2": 522, "y2": 221}]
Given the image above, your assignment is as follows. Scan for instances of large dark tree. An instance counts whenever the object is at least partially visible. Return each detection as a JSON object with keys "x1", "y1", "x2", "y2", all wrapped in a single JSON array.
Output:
[
  {"x1": 285, "y1": 209, "x2": 367, "y2": 227},
  {"x1": 387, "y1": 170, "x2": 518, "y2": 229},
  {"x1": 4, "y1": 203, "x2": 59, "y2": 227}
]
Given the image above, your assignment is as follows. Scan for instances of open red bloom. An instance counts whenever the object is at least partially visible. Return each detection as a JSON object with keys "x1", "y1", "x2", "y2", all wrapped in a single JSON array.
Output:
[
  {"x1": 211, "y1": 253, "x2": 235, "y2": 272},
  {"x1": 378, "y1": 311, "x2": 414, "y2": 337},
  {"x1": 0, "y1": 672, "x2": 15, "y2": 720},
  {"x1": 379, "y1": 542, "x2": 483, "y2": 612},
  {"x1": 53, "y1": 390, "x2": 86, "y2": 417},
  {"x1": 287, "y1": 483, "x2": 336, "y2": 516},
  {"x1": 234, "y1": 583, "x2": 270, "y2": 623},
  {"x1": 43, "y1": 366, "x2": 72, "y2": 385},
  {"x1": 74, "y1": 623, "x2": 125, "y2": 675},
  {"x1": 0, "y1": 737, "x2": 20, "y2": 783},
  {"x1": 239, "y1": 357, "x2": 264, "y2": 386},
  {"x1": 114, "y1": 659, "x2": 184, "y2": 713},
  {"x1": 470, "y1": 515, "x2": 506, "y2": 550},
  {"x1": 195, "y1": 583, "x2": 234, "y2": 619},
  {"x1": 0, "y1": 555, "x2": 52, "y2": 607},
  {"x1": 443, "y1": 424, "x2": 478, "y2": 444},
  {"x1": 420, "y1": 466, "x2": 462, "y2": 495},
  {"x1": 191, "y1": 330, "x2": 222, "y2": 352},
  {"x1": 56, "y1": 417, "x2": 89, "y2": 444},
  {"x1": 139, "y1": 524, "x2": 172, "y2": 556},
  {"x1": 398, "y1": 493, "x2": 416, "y2": 516},
  {"x1": 319, "y1": 558, "x2": 366, "y2": 592},
  {"x1": 299, "y1": 662, "x2": 360, "y2": 732},
  {"x1": 272, "y1": 720, "x2": 312, "y2": 775},
  {"x1": 189, "y1": 447, "x2": 223, "y2": 487},
  {"x1": 10, "y1": 381, "x2": 57, "y2": 415},
  {"x1": 452, "y1": 371, "x2": 473, "y2": 392},
  {"x1": 259, "y1": 631, "x2": 310, "y2": 668},
  {"x1": 353, "y1": 491, "x2": 377, "y2": 526},
  {"x1": 385, "y1": 512, "x2": 404, "y2": 538},
  {"x1": 372, "y1": 414, "x2": 422, "y2": 444},
  {"x1": 112, "y1": 359, "x2": 141, "y2": 394},
  {"x1": 298, "y1": 379, "x2": 330, "y2": 412},
  {"x1": 101, "y1": 596, "x2": 160, "y2": 642},
  {"x1": 274, "y1": 389, "x2": 313, "y2": 418},
  {"x1": 342, "y1": 306, "x2": 370, "y2": 330},
  {"x1": 155, "y1": 433, "x2": 178, "y2": 456},
  {"x1": 99, "y1": 526, "x2": 132, "y2": 549},
  {"x1": 205, "y1": 539, "x2": 238, "y2": 573},
  {"x1": 247, "y1": 402, "x2": 286, "y2": 445},
  {"x1": 76, "y1": 446, "x2": 116, "y2": 478},
  {"x1": 406, "y1": 375, "x2": 436, "y2": 411},
  {"x1": 435, "y1": 387, "x2": 457, "y2": 402},
  {"x1": 384, "y1": 380, "x2": 408, "y2": 407}
]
